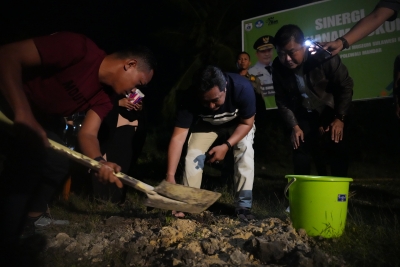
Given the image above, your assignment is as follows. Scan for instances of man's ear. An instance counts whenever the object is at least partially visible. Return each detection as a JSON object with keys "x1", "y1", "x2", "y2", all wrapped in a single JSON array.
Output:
[{"x1": 124, "y1": 59, "x2": 137, "y2": 71}]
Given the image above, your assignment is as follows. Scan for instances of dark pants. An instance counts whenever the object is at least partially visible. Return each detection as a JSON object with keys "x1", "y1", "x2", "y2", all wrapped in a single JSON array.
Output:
[
  {"x1": 292, "y1": 108, "x2": 348, "y2": 177},
  {"x1": 0, "y1": 118, "x2": 69, "y2": 248},
  {"x1": 92, "y1": 125, "x2": 136, "y2": 203}
]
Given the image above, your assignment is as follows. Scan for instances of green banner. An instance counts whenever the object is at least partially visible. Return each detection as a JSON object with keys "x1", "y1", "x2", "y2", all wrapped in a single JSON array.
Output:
[{"x1": 242, "y1": 0, "x2": 400, "y2": 109}]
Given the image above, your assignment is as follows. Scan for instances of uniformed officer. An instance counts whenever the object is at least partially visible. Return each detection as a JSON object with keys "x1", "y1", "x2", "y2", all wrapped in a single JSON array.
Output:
[
  {"x1": 237, "y1": 51, "x2": 266, "y2": 125},
  {"x1": 248, "y1": 35, "x2": 275, "y2": 96}
]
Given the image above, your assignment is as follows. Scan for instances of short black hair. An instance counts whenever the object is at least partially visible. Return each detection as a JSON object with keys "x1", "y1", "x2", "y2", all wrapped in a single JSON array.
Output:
[
  {"x1": 274, "y1": 24, "x2": 305, "y2": 48},
  {"x1": 114, "y1": 45, "x2": 157, "y2": 72},
  {"x1": 237, "y1": 51, "x2": 251, "y2": 60},
  {"x1": 194, "y1": 65, "x2": 226, "y2": 93}
]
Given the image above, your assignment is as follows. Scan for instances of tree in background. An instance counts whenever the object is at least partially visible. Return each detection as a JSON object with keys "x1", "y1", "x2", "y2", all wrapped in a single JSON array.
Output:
[{"x1": 152, "y1": 0, "x2": 247, "y2": 122}]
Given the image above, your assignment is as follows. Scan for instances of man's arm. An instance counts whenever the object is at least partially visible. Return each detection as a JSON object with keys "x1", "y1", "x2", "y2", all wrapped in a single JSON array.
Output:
[
  {"x1": 78, "y1": 109, "x2": 123, "y2": 188},
  {"x1": 0, "y1": 39, "x2": 48, "y2": 144},
  {"x1": 275, "y1": 81, "x2": 304, "y2": 149},
  {"x1": 272, "y1": 62, "x2": 305, "y2": 148},
  {"x1": 207, "y1": 115, "x2": 255, "y2": 163},
  {"x1": 165, "y1": 127, "x2": 189, "y2": 183},
  {"x1": 324, "y1": 6, "x2": 396, "y2": 55},
  {"x1": 226, "y1": 116, "x2": 255, "y2": 147},
  {"x1": 323, "y1": 55, "x2": 354, "y2": 142},
  {"x1": 273, "y1": 63, "x2": 299, "y2": 129}
]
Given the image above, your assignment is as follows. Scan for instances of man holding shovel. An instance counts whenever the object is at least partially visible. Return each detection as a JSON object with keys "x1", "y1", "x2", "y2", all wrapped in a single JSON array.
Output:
[
  {"x1": 0, "y1": 31, "x2": 156, "y2": 262},
  {"x1": 165, "y1": 65, "x2": 256, "y2": 220}
]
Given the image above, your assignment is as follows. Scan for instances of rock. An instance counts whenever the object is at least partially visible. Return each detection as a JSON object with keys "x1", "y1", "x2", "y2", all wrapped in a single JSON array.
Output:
[
  {"x1": 256, "y1": 238, "x2": 286, "y2": 264},
  {"x1": 172, "y1": 219, "x2": 198, "y2": 235},
  {"x1": 311, "y1": 247, "x2": 330, "y2": 267},
  {"x1": 298, "y1": 228, "x2": 308, "y2": 238},
  {"x1": 65, "y1": 241, "x2": 77, "y2": 252},
  {"x1": 125, "y1": 252, "x2": 144, "y2": 266},
  {"x1": 201, "y1": 238, "x2": 219, "y2": 255},
  {"x1": 295, "y1": 251, "x2": 314, "y2": 267},
  {"x1": 88, "y1": 243, "x2": 104, "y2": 257},
  {"x1": 159, "y1": 226, "x2": 184, "y2": 247},
  {"x1": 55, "y1": 233, "x2": 70, "y2": 245},
  {"x1": 76, "y1": 233, "x2": 91, "y2": 246},
  {"x1": 229, "y1": 249, "x2": 247, "y2": 265},
  {"x1": 172, "y1": 258, "x2": 183, "y2": 266}
]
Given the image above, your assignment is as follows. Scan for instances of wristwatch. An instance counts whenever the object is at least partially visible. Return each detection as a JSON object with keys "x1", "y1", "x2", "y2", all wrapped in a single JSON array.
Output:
[
  {"x1": 335, "y1": 114, "x2": 346, "y2": 122},
  {"x1": 336, "y1": 37, "x2": 349, "y2": 50}
]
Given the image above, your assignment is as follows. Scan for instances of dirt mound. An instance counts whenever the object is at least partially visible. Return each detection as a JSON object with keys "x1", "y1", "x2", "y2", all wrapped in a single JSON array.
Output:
[{"x1": 39, "y1": 211, "x2": 346, "y2": 266}]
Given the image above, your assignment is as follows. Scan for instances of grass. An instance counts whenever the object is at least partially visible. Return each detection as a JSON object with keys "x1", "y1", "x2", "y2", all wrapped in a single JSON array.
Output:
[{"x1": 340, "y1": 179, "x2": 399, "y2": 267}]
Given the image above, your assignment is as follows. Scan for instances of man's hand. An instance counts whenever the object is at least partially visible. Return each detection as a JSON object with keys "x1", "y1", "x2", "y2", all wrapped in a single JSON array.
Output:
[
  {"x1": 291, "y1": 125, "x2": 304, "y2": 149},
  {"x1": 93, "y1": 161, "x2": 123, "y2": 188},
  {"x1": 131, "y1": 101, "x2": 143, "y2": 111},
  {"x1": 165, "y1": 174, "x2": 176, "y2": 184},
  {"x1": 13, "y1": 114, "x2": 49, "y2": 147},
  {"x1": 119, "y1": 98, "x2": 136, "y2": 110},
  {"x1": 322, "y1": 39, "x2": 343, "y2": 56},
  {"x1": 207, "y1": 144, "x2": 229, "y2": 163},
  {"x1": 328, "y1": 119, "x2": 344, "y2": 143}
]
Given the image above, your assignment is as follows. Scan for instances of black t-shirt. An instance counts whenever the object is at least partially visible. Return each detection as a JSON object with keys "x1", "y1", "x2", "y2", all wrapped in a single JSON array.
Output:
[
  {"x1": 175, "y1": 73, "x2": 256, "y2": 128},
  {"x1": 376, "y1": 0, "x2": 400, "y2": 20}
]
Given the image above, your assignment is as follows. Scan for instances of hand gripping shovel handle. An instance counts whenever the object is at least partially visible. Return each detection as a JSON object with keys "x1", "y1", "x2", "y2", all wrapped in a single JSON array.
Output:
[
  {"x1": 0, "y1": 111, "x2": 153, "y2": 193},
  {"x1": 48, "y1": 139, "x2": 154, "y2": 193}
]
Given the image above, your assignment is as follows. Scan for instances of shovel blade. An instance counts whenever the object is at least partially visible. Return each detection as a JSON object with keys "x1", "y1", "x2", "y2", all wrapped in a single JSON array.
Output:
[
  {"x1": 144, "y1": 194, "x2": 206, "y2": 213},
  {"x1": 146, "y1": 180, "x2": 221, "y2": 213}
]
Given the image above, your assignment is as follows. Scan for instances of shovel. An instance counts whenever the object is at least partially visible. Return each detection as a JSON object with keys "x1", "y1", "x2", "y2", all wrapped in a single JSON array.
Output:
[{"x1": 0, "y1": 111, "x2": 221, "y2": 213}]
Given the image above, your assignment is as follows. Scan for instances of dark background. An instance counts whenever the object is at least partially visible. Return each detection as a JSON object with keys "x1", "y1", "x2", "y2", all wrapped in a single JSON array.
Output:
[
  {"x1": 0, "y1": 0, "x2": 322, "y2": 125},
  {"x1": 1, "y1": 0, "x2": 399, "y2": 178}
]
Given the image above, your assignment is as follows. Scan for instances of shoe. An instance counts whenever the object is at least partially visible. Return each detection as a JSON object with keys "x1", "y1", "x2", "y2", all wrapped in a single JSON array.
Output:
[
  {"x1": 22, "y1": 212, "x2": 69, "y2": 238},
  {"x1": 236, "y1": 208, "x2": 255, "y2": 221},
  {"x1": 34, "y1": 212, "x2": 69, "y2": 227}
]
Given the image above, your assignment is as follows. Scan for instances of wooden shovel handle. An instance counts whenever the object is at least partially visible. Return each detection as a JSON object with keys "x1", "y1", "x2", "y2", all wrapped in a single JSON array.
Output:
[
  {"x1": 49, "y1": 140, "x2": 155, "y2": 193},
  {"x1": 0, "y1": 111, "x2": 154, "y2": 194}
]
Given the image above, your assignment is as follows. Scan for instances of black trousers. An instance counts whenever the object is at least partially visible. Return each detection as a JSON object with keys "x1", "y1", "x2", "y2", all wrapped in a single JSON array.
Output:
[
  {"x1": 92, "y1": 125, "x2": 136, "y2": 203},
  {"x1": 292, "y1": 108, "x2": 348, "y2": 177},
  {"x1": 0, "y1": 117, "x2": 69, "y2": 247}
]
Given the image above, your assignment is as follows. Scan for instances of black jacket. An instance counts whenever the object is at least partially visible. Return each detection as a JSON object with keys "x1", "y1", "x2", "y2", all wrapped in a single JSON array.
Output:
[{"x1": 273, "y1": 52, "x2": 353, "y2": 128}]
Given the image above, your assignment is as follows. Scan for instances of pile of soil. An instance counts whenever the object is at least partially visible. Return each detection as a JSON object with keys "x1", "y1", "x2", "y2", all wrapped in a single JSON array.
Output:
[{"x1": 37, "y1": 211, "x2": 345, "y2": 267}]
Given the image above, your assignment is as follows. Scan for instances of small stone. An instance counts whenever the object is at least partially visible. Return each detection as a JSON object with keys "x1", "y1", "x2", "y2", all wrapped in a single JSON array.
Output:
[
  {"x1": 55, "y1": 233, "x2": 70, "y2": 245},
  {"x1": 298, "y1": 228, "x2": 307, "y2": 237},
  {"x1": 229, "y1": 249, "x2": 247, "y2": 265}
]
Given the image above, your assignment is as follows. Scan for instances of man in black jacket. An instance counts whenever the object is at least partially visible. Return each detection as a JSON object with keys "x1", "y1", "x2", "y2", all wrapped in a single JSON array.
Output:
[{"x1": 273, "y1": 24, "x2": 354, "y2": 176}]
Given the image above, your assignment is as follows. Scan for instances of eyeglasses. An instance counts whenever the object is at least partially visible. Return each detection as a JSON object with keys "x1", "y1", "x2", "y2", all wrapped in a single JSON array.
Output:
[{"x1": 277, "y1": 47, "x2": 303, "y2": 58}]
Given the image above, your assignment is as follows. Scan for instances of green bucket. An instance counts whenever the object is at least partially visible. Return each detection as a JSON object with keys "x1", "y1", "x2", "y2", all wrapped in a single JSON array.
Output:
[{"x1": 284, "y1": 175, "x2": 353, "y2": 238}]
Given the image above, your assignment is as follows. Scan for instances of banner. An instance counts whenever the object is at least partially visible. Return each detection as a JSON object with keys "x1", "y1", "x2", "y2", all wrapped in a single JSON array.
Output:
[{"x1": 242, "y1": 0, "x2": 400, "y2": 109}]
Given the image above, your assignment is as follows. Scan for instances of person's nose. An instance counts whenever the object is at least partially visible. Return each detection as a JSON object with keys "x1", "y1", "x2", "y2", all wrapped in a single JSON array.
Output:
[
  {"x1": 285, "y1": 54, "x2": 292, "y2": 61},
  {"x1": 209, "y1": 102, "x2": 216, "y2": 109}
]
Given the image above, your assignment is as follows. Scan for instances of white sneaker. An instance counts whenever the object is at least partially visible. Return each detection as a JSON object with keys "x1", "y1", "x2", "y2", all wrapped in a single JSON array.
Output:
[{"x1": 34, "y1": 212, "x2": 69, "y2": 227}]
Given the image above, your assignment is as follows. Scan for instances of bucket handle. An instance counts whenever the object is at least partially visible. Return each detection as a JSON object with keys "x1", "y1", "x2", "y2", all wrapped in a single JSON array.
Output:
[{"x1": 284, "y1": 177, "x2": 296, "y2": 199}]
